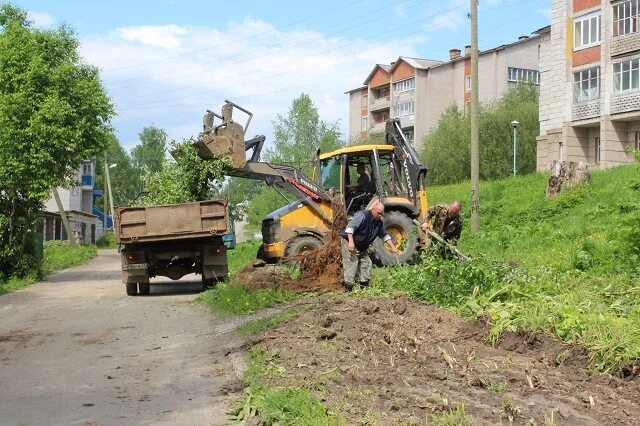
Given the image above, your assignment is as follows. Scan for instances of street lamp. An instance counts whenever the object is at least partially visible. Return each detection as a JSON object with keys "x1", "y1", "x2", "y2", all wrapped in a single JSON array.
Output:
[{"x1": 510, "y1": 120, "x2": 519, "y2": 176}]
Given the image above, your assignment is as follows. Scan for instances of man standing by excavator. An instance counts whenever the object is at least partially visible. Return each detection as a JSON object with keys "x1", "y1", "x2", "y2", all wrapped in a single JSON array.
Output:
[
  {"x1": 341, "y1": 201, "x2": 398, "y2": 292},
  {"x1": 421, "y1": 201, "x2": 463, "y2": 244}
]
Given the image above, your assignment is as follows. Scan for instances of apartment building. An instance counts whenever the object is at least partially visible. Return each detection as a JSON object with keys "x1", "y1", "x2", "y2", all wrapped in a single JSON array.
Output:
[
  {"x1": 537, "y1": 0, "x2": 640, "y2": 170},
  {"x1": 346, "y1": 36, "x2": 541, "y2": 146},
  {"x1": 43, "y1": 159, "x2": 102, "y2": 244}
]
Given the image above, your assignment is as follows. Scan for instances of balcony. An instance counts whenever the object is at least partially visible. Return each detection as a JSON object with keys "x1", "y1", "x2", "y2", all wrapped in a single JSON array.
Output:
[
  {"x1": 81, "y1": 175, "x2": 93, "y2": 189},
  {"x1": 611, "y1": 92, "x2": 640, "y2": 116},
  {"x1": 371, "y1": 122, "x2": 386, "y2": 133},
  {"x1": 369, "y1": 96, "x2": 390, "y2": 112},
  {"x1": 571, "y1": 100, "x2": 600, "y2": 122}
]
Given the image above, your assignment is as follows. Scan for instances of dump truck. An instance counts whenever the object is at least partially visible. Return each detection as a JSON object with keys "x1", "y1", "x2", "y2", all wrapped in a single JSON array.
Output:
[
  {"x1": 114, "y1": 199, "x2": 229, "y2": 296},
  {"x1": 196, "y1": 100, "x2": 430, "y2": 266}
]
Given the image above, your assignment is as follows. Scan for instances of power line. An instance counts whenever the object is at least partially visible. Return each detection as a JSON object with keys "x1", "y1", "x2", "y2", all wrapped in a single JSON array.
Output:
[
  {"x1": 106, "y1": 0, "x2": 430, "y2": 88},
  {"x1": 115, "y1": 1, "x2": 542, "y2": 111},
  {"x1": 118, "y1": 9, "x2": 538, "y2": 114},
  {"x1": 103, "y1": 0, "x2": 369, "y2": 73}
]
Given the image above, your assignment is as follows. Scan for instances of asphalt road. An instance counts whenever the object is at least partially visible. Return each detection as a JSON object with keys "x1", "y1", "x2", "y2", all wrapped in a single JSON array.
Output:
[{"x1": 0, "y1": 250, "x2": 246, "y2": 426}]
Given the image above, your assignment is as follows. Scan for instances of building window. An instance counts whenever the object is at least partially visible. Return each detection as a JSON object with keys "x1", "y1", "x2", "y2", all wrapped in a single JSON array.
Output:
[
  {"x1": 465, "y1": 75, "x2": 471, "y2": 91},
  {"x1": 613, "y1": 0, "x2": 640, "y2": 37},
  {"x1": 636, "y1": 131, "x2": 640, "y2": 150},
  {"x1": 393, "y1": 77, "x2": 415, "y2": 93},
  {"x1": 361, "y1": 116, "x2": 368, "y2": 131},
  {"x1": 394, "y1": 101, "x2": 414, "y2": 118},
  {"x1": 574, "y1": 11, "x2": 601, "y2": 50},
  {"x1": 614, "y1": 58, "x2": 640, "y2": 93},
  {"x1": 82, "y1": 162, "x2": 92, "y2": 176},
  {"x1": 361, "y1": 94, "x2": 368, "y2": 108},
  {"x1": 508, "y1": 67, "x2": 540, "y2": 84},
  {"x1": 573, "y1": 66, "x2": 600, "y2": 102},
  {"x1": 595, "y1": 136, "x2": 601, "y2": 164},
  {"x1": 378, "y1": 87, "x2": 390, "y2": 98}
]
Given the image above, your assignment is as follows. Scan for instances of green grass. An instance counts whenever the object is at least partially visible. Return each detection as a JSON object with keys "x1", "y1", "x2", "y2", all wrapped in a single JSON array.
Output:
[
  {"x1": 230, "y1": 348, "x2": 344, "y2": 425},
  {"x1": 237, "y1": 309, "x2": 302, "y2": 335},
  {"x1": 195, "y1": 282, "x2": 297, "y2": 315},
  {"x1": 96, "y1": 231, "x2": 117, "y2": 249},
  {"x1": 430, "y1": 403, "x2": 470, "y2": 426},
  {"x1": 0, "y1": 241, "x2": 98, "y2": 296},
  {"x1": 228, "y1": 239, "x2": 261, "y2": 274},
  {"x1": 377, "y1": 164, "x2": 640, "y2": 373}
]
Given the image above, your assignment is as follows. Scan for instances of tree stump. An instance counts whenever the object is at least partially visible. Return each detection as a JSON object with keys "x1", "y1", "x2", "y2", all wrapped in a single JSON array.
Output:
[{"x1": 546, "y1": 160, "x2": 591, "y2": 197}]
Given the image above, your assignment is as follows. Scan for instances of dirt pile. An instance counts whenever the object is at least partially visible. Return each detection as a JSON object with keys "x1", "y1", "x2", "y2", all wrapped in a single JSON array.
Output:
[
  {"x1": 237, "y1": 198, "x2": 348, "y2": 293},
  {"x1": 253, "y1": 296, "x2": 640, "y2": 425}
]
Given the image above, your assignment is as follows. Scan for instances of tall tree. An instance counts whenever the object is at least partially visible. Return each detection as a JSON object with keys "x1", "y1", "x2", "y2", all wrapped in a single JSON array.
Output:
[
  {"x1": 131, "y1": 126, "x2": 167, "y2": 174},
  {"x1": 0, "y1": 3, "x2": 113, "y2": 279},
  {"x1": 265, "y1": 93, "x2": 343, "y2": 174}
]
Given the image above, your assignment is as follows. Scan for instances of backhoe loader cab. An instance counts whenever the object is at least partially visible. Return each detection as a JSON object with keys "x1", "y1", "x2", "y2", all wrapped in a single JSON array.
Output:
[{"x1": 196, "y1": 101, "x2": 429, "y2": 266}]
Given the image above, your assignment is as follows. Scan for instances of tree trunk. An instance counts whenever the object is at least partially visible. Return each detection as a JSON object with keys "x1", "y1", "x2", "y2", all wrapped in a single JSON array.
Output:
[
  {"x1": 546, "y1": 161, "x2": 591, "y2": 197},
  {"x1": 8, "y1": 194, "x2": 17, "y2": 246}
]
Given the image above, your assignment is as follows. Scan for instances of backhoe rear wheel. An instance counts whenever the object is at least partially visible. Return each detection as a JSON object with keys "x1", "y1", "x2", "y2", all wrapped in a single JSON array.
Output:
[
  {"x1": 371, "y1": 210, "x2": 418, "y2": 266},
  {"x1": 125, "y1": 283, "x2": 138, "y2": 296}
]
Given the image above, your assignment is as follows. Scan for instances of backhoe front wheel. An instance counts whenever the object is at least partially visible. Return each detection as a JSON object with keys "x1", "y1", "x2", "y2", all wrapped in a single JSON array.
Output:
[
  {"x1": 285, "y1": 235, "x2": 323, "y2": 258},
  {"x1": 371, "y1": 211, "x2": 418, "y2": 266}
]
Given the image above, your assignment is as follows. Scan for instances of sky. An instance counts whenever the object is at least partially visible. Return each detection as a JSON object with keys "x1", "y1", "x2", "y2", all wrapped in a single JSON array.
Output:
[{"x1": 15, "y1": 0, "x2": 550, "y2": 151}]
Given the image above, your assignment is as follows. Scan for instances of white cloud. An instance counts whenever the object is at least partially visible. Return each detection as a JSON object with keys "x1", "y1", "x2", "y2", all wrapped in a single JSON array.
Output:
[
  {"x1": 536, "y1": 8, "x2": 551, "y2": 20},
  {"x1": 429, "y1": 10, "x2": 466, "y2": 32},
  {"x1": 81, "y1": 19, "x2": 423, "y2": 148},
  {"x1": 28, "y1": 11, "x2": 54, "y2": 28}
]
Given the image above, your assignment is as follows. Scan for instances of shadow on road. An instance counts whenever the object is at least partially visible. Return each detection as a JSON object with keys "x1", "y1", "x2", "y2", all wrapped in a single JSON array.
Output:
[{"x1": 143, "y1": 281, "x2": 205, "y2": 297}]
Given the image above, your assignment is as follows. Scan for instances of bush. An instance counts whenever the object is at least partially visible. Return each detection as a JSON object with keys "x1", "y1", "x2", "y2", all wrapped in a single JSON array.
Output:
[{"x1": 96, "y1": 231, "x2": 117, "y2": 248}]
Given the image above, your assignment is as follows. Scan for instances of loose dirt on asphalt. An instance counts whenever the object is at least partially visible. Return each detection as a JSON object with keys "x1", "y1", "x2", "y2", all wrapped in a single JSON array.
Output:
[
  {"x1": 252, "y1": 295, "x2": 640, "y2": 425},
  {"x1": 0, "y1": 249, "x2": 249, "y2": 426}
]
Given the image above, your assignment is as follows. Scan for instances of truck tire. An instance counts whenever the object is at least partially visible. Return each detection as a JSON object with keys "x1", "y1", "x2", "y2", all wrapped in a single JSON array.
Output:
[
  {"x1": 202, "y1": 277, "x2": 215, "y2": 290},
  {"x1": 285, "y1": 235, "x2": 323, "y2": 258},
  {"x1": 126, "y1": 283, "x2": 138, "y2": 296},
  {"x1": 138, "y1": 283, "x2": 151, "y2": 296},
  {"x1": 371, "y1": 211, "x2": 418, "y2": 266}
]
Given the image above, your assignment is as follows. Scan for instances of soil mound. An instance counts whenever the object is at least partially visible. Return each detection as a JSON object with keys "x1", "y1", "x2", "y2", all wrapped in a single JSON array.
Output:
[{"x1": 253, "y1": 296, "x2": 640, "y2": 425}]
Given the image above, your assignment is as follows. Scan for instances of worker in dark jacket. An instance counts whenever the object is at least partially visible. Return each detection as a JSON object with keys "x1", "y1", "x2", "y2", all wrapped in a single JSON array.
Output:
[
  {"x1": 340, "y1": 201, "x2": 398, "y2": 291},
  {"x1": 421, "y1": 201, "x2": 463, "y2": 244}
]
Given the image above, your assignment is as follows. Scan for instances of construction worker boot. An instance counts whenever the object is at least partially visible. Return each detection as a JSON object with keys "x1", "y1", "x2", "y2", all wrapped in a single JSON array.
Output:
[
  {"x1": 343, "y1": 281, "x2": 354, "y2": 292},
  {"x1": 360, "y1": 281, "x2": 370, "y2": 288}
]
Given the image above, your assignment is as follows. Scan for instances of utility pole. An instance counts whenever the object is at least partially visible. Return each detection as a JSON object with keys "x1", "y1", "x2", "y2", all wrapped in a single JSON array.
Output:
[
  {"x1": 105, "y1": 160, "x2": 115, "y2": 226},
  {"x1": 52, "y1": 187, "x2": 77, "y2": 246},
  {"x1": 103, "y1": 155, "x2": 108, "y2": 231},
  {"x1": 470, "y1": 0, "x2": 480, "y2": 234}
]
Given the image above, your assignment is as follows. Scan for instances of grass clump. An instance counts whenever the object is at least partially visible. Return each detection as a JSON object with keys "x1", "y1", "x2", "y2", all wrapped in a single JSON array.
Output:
[
  {"x1": 228, "y1": 239, "x2": 261, "y2": 274},
  {"x1": 230, "y1": 348, "x2": 344, "y2": 425},
  {"x1": 380, "y1": 164, "x2": 640, "y2": 373},
  {"x1": 195, "y1": 282, "x2": 297, "y2": 315},
  {"x1": 42, "y1": 241, "x2": 97, "y2": 274},
  {"x1": 430, "y1": 403, "x2": 470, "y2": 426},
  {"x1": 96, "y1": 231, "x2": 117, "y2": 248}
]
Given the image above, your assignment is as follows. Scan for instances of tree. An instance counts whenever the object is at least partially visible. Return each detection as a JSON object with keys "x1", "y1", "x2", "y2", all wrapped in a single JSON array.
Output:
[
  {"x1": 420, "y1": 83, "x2": 539, "y2": 185},
  {"x1": 0, "y1": 4, "x2": 113, "y2": 279},
  {"x1": 131, "y1": 126, "x2": 167, "y2": 174},
  {"x1": 138, "y1": 140, "x2": 230, "y2": 206},
  {"x1": 265, "y1": 93, "x2": 343, "y2": 174}
]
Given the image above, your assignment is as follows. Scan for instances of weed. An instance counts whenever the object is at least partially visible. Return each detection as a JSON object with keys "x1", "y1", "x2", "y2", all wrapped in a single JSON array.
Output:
[
  {"x1": 195, "y1": 282, "x2": 297, "y2": 315},
  {"x1": 42, "y1": 241, "x2": 97, "y2": 274},
  {"x1": 485, "y1": 380, "x2": 508, "y2": 393},
  {"x1": 430, "y1": 403, "x2": 470, "y2": 426},
  {"x1": 96, "y1": 232, "x2": 117, "y2": 249},
  {"x1": 228, "y1": 239, "x2": 261, "y2": 274},
  {"x1": 231, "y1": 347, "x2": 344, "y2": 425}
]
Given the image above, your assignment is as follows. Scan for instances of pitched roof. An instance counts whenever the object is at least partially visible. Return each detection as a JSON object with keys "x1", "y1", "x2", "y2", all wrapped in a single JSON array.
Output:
[
  {"x1": 363, "y1": 64, "x2": 391, "y2": 85},
  {"x1": 392, "y1": 56, "x2": 443, "y2": 71}
]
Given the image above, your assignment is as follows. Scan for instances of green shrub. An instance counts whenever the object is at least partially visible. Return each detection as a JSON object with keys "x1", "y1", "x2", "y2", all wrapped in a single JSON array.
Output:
[{"x1": 96, "y1": 231, "x2": 117, "y2": 248}]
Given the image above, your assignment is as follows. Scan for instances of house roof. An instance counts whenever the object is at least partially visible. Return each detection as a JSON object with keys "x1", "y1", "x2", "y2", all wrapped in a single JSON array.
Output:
[
  {"x1": 533, "y1": 25, "x2": 551, "y2": 35},
  {"x1": 362, "y1": 64, "x2": 392, "y2": 85},
  {"x1": 391, "y1": 56, "x2": 443, "y2": 72},
  {"x1": 344, "y1": 85, "x2": 367, "y2": 95}
]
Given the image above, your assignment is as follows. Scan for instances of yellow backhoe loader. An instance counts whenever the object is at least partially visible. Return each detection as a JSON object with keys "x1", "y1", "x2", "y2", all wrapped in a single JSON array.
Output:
[{"x1": 196, "y1": 100, "x2": 430, "y2": 265}]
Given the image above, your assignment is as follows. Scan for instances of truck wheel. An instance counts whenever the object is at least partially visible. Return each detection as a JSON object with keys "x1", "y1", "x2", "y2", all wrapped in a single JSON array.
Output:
[
  {"x1": 371, "y1": 211, "x2": 418, "y2": 266},
  {"x1": 138, "y1": 283, "x2": 150, "y2": 296},
  {"x1": 285, "y1": 235, "x2": 323, "y2": 258},
  {"x1": 126, "y1": 283, "x2": 138, "y2": 296},
  {"x1": 202, "y1": 277, "x2": 215, "y2": 290}
]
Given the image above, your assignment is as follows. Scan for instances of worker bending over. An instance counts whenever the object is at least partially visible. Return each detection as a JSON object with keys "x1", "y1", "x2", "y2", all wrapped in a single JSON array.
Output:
[
  {"x1": 340, "y1": 201, "x2": 398, "y2": 292},
  {"x1": 421, "y1": 201, "x2": 463, "y2": 244}
]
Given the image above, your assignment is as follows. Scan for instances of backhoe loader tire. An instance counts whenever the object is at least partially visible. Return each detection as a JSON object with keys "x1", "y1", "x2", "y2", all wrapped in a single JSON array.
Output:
[
  {"x1": 285, "y1": 235, "x2": 323, "y2": 258},
  {"x1": 371, "y1": 211, "x2": 418, "y2": 266},
  {"x1": 126, "y1": 283, "x2": 138, "y2": 296}
]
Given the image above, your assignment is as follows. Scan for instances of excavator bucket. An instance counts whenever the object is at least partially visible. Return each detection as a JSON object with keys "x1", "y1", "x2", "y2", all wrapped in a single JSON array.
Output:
[{"x1": 196, "y1": 101, "x2": 251, "y2": 168}]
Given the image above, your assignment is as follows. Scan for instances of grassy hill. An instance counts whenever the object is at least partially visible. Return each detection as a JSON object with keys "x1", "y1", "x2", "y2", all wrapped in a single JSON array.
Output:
[{"x1": 380, "y1": 164, "x2": 640, "y2": 373}]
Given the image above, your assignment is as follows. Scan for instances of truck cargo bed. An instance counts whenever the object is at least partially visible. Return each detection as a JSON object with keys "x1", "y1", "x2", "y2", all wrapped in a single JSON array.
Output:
[{"x1": 115, "y1": 199, "x2": 228, "y2": 244}]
